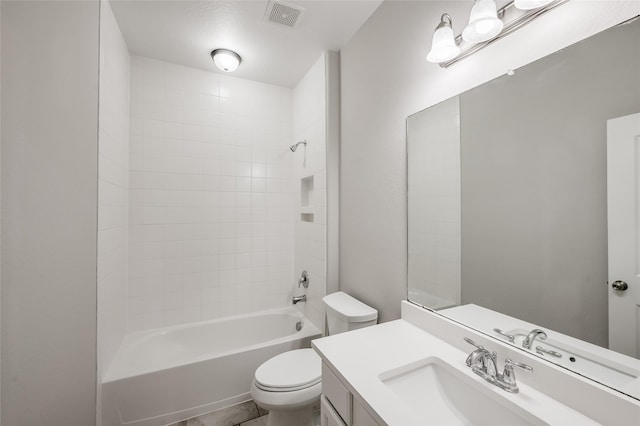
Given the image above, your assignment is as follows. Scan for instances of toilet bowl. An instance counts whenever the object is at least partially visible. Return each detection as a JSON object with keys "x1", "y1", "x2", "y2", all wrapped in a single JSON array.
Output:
[
  {"x1": 250, "y1": 348, "x2": 321, "y2": 426},
  {"x1": 251, "y1": 292, "x2": 377, "y2": 426}
]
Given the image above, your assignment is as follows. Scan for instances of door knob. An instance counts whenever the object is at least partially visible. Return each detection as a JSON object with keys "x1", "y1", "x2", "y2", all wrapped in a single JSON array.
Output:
[{"x1": 611, "y1": 280, "x2": 628, "y2": 291}]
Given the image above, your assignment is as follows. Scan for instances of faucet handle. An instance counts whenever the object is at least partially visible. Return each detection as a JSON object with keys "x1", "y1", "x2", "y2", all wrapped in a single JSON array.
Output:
[
  {"x1": 493, "y1": 328, "x2": 515, "y2": 342},
  {"x1": 505, "y1": 358, "x2": 533, "y2": 372},
  {"x1": 464, "y1": 337, "x2": 496, "y2": 359},
  {"x1": 464, "y1": 337, "x2": 483, "y2": 350},
  {"x1": 500, "y1": 358, "x2": 533, "y2": 393},
  {"x1": 298, "y1": 270, "x2": 309, "y2": 288}
]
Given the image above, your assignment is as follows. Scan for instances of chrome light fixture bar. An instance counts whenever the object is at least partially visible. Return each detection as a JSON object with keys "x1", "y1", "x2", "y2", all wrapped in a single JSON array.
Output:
[{"x1": 429, "y1": 0, "x2": 569, "y2": 68}]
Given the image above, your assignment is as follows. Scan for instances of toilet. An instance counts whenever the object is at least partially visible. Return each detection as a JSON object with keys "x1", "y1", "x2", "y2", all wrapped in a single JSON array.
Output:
[{"x1": 250, "y1": 291, "x2": 378, "y2": 426}]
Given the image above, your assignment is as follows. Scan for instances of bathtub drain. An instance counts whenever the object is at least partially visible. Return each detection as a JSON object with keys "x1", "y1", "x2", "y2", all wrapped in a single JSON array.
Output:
[{"x1": 296, "y1": 321, "x2": 303, "y2": 331}]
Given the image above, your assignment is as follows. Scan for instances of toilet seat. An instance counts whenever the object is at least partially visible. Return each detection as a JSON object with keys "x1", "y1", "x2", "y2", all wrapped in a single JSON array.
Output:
[{"x1": 254, "y1": 348, "x2": 321, "y2": 392}]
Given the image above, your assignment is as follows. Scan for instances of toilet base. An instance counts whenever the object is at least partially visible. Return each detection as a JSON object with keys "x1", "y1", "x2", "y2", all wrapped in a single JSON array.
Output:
[{"x1": 251, "y1": 380, "x2": 321, "y2": 426}]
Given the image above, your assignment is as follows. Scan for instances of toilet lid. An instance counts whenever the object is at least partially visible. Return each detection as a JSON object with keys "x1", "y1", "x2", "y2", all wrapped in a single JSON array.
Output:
[{"x1": 254, "y1": 349, "x2": 321, "y2": 391}]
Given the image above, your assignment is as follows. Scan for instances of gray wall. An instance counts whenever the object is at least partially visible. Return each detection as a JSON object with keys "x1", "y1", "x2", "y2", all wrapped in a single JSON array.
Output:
[
  {"x1": 326, "y1": 50, "x2": 341, "y2": 297},
  {"x1": 460, "y1": 20, "x2": 640, "y2": 346},
  {"x1": 1, "y1": 1, "x2": 99, "y2": 424},
  {"x1": 0, "y1": 0, "x2": 3, "y2": 418},
  {"x1": 339, "y1": 0, "x2": 638, "y2": 323}
]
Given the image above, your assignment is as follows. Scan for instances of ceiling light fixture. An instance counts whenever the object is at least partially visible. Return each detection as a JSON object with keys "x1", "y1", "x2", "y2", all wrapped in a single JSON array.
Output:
[
  {"x1": 211, "y1": 49, "x2": 242, "y2": 73},
  {"x1": 426, "y1": 14, "x2": 461, "y2": 63},
  {"x1": 426, "y1": 0, "x2": 569, "y2": 67}
]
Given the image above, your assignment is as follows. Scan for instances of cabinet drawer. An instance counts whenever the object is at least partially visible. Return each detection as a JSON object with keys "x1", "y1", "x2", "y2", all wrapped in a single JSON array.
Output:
[
  {"x1": 322, "y1": 363, "x2": 351, "y2": 424},
  {"x1": 321, "y1": 394, "x2": 347, "y2": 426}
]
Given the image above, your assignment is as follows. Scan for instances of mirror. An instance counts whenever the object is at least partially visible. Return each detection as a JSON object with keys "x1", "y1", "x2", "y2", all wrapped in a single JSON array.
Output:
[{"x1": 407, "y1": 17, "x2": 640, "y2": 399}]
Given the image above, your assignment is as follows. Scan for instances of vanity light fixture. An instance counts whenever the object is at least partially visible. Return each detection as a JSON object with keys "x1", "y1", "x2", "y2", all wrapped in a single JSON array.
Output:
[
  {"x1": 426, "y1": 0, "x2": 569, "y2": 67},
  {"x1": 462, "y1": 0, "x2": 504, "y2": 43},
  {"x1": 211, "y1": 49, "x2": 242, "y2": 72},
  {"x1": 426, "y1": 14, "x2": 461, "y2": 63},
  {"x1": 514, "y1": 0, "x2": 555, "y2": 10}
]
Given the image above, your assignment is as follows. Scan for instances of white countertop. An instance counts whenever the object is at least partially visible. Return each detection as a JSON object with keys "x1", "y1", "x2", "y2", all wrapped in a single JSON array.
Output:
[{"x1": 312, "y1": 319, "x2": 600, "y2": 426}]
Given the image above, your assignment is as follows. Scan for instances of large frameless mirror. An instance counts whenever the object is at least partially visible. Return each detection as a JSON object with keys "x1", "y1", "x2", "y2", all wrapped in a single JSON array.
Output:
[{"x1": 407, "y1": 16, "x2": 640, "y2": 400}]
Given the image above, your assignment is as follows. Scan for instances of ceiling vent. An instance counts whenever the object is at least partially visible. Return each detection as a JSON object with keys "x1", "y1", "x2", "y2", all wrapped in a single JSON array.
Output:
[{"x1": 265, "y1": 1, "x2": 304, "y2": 28}]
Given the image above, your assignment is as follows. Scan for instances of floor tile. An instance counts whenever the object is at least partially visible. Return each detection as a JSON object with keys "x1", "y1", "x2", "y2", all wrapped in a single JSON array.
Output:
[
  {"x1": 255, "y1": 404, "x2": 268, "y2": 416},
  {"x1": 238, "y1": 414, "x2": 268, "y2": 426},
  {"x1": 185, "y1": 401, "x2": 259, "y2": 426}
]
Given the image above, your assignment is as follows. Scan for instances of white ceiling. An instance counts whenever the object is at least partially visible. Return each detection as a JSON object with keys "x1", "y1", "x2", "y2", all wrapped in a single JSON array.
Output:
[{"x1": 110, "y1": 0, "x2": 383, "y2": 88}]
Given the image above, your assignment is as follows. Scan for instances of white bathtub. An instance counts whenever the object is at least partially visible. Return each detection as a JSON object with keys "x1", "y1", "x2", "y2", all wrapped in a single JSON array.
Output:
[{"x1": 101, "y1": 308, "x2": 321, "y2": 426}]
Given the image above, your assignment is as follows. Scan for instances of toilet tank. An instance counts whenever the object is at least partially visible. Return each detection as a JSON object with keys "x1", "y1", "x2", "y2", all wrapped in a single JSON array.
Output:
[{"x1": 322, "y1": 291, "x2": 378, "y2": 335}]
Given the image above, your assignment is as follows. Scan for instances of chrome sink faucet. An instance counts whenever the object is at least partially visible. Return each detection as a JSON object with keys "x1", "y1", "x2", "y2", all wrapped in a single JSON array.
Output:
[
  {"x1": 465, "y1": 337, "x2": 498, "y2": 377},
  {"x1": 522, "y1": 329, "x2": 547, "y2": 349},
  {"x1": 464, "y1": 337, "x2": 533, "y2": 393}
]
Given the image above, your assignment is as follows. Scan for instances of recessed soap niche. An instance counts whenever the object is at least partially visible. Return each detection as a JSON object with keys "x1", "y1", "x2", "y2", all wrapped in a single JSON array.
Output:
[
  {"x1": 300, "y1": 175, "x2": 314, "y2": 223},
  {"x1": 301, "y1": 176, "x2": 314, "y2": 206}
]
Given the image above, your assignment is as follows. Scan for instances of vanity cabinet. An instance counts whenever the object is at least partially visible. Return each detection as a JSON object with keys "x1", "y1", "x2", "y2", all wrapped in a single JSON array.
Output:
[
  {"x1": 321, "y1": 362, "x2": 379, "y2": 426},
  {"x1": 320, "y1": 395, "x2": 346, "y2": 426}
]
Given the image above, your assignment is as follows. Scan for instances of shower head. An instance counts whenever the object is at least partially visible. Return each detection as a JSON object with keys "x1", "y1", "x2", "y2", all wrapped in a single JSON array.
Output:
[{"x1": 290, "y1": 140, "x2": 307, "y2": 152}]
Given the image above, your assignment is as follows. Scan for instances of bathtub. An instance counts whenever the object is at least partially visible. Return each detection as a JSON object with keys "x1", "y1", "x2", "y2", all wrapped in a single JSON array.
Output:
[{"x1": 101, "y1": 308, "x2": 321, "y2": 426}]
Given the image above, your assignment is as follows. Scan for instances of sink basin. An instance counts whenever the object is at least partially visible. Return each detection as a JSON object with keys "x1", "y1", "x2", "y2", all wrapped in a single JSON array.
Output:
[{"x1": 379, "y1": 357, "x2": 548, "y2": 426}]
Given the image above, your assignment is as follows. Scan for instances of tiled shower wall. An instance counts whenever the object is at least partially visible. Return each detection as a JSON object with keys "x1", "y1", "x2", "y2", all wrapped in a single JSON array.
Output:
[
  {"x1": 292, "y1": 54, "x2": 328, "y2": 332},
  {"x1": 127, "y1": 56, "x2": 296, "y2": 332}
]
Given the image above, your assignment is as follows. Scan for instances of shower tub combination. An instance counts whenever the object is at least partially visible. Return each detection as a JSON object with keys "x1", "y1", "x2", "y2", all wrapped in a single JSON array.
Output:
[{"x1": 102, "y1": 308, "x2": 321, "y2": 426}]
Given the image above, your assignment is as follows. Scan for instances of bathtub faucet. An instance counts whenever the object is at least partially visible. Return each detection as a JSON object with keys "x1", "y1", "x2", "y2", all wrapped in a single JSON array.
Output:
[{"x1": 292, "y1": 295, "x2": 307, "y2": 305}]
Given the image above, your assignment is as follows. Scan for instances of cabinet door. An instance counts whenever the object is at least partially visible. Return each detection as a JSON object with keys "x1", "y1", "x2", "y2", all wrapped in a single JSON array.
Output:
[
  {"x1": 322, "y1": 363, "x2": 352, "y2": 424},
  {"x1": 352, "y1": 398, "x2": 379, "y2": 426},
  {"x1": 321, "y1": 395, "x2": 347, "y2": 426}
]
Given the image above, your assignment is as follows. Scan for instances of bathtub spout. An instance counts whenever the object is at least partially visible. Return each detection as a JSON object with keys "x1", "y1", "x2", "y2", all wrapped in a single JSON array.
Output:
[{"x1": 292, "y1": 295, "x2": 307, "y2": 305}]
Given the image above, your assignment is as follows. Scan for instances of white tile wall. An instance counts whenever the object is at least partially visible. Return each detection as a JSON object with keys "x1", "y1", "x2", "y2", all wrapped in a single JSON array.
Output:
[
  {"x1": 97, "y1": 0, "x2": 130, "y2": 377},
  {"x1": 128, "y1": 56, "x2": 296, "y2": 332},
  {"x1": 292, "y1": 54, "x2": 328, "y2": 332}
]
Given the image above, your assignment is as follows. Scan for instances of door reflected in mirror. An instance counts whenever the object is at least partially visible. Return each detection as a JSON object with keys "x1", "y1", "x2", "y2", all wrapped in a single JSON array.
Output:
[{"x1": 407, "y1": 16, "x2": 640, "y2": 400}]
